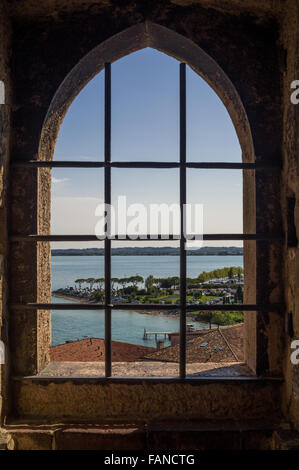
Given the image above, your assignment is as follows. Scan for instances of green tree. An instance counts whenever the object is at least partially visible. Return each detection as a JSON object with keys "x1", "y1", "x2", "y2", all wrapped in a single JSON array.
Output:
[
  {"x1": 111, "y1": 278, "x2": 120, "y2": 294},
  {"x1": 152, "y1": 278, "x2": 161, "y2": 290},
  {"x1": 197, "y1": 311, "x2": 214, "y2": 329},
  {"x1": 94, "y1": 291, "x2": 104, "y2": 302},
  {"x1": 118, "y1": 277, "x2": 129, "y2": 291},
  {"x1": 129, "y1": 275, "x2": 144, "y2": 288},
  {"x1": 193, "y1": 291, "x2": 202, "y2": 299},
  {"x1": 235, "y1": 285, "x2": 243, "y2": 303},
  {"x1": 86, "y1": 278, "x2": 95, "y2": 290},
  {"x1": 95, "y1": 278, "x2": 105, "y2": 292},
  {"x1": 75, "y1": 279, "x2": 85, "y2": 290},
  {"x1": 171, "y1": 276, "x2": 180, "y2": 289},
  {"x1": 159, "y1": 277, "x2": 173, "y2": 289},
  {"x1": 196, "y1": 267, "x2": 244, "y2": 284},
  {"x1": 145, "y1": 275, "x2": 154, "y2": 293},
  {"x1": 228, "y1": 267, "x2": 234, "y2": 280},
  {"x1": 211, "y1": 311, "x2": 230, "y2": 326}
]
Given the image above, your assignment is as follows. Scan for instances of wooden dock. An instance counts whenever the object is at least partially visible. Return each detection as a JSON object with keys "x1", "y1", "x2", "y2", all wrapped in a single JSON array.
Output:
[
  {"x1": 143, "y1": 329, "x2": 172, "y2": 340},
  {"x1": 143, "y1": 324, "x2": 196, "y2": 341}
]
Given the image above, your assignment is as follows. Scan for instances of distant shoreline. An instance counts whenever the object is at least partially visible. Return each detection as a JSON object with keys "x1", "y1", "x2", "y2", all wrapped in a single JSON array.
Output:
[
  {"x1": 52, "y1": 247, "x2": 243, "y2": 257},
  {"x1": 52, "y1": 253, "x2": 243, "y2": 256}
]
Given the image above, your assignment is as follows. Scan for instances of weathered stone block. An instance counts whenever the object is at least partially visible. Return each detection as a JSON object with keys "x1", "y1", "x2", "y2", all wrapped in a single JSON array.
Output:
[
  {"x1": 55, "y1": 426, "x2": 145, "y2": 450},
  {"x1": 7, "y1": 429, "x2": 54, "y2": 450},
  {"x1": 148, "y1": 421, "x2": 241, "y2": 450}
]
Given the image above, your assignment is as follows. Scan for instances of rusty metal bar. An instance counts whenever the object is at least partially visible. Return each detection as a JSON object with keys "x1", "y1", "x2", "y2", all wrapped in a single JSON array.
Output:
[
  {"x1": 180, "y1": 63, "x2": 187, "y2": 379},
  {"x1": 104, "y1": 62, "x2": 112, "y2": 378},
  {"x1": 11, "y1": 161, "x2": 106, "y2": 168},
  {"x1": 9, "y1": 303, "x2": 284, "y2": 312},
  {"x1": 11, "y1": 160, "x2": 281, "y2": 170},
  {"x1": 9, "y1": 233, "x2": 283, "y2": 242},
  {"x1": 111, "y1": 161, "x2": 180, "y2": 168}
]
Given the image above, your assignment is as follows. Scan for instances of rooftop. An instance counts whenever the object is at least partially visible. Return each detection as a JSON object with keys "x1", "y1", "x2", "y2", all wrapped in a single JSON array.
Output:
[
  {"x1": 49, "y1": 324, "x2": 243, "y2": 367},
  {"x1": 50, "y1": 338, "x2": 155, "y2": 362},
  {"x1": 144, "y1": 324, "x2": 243, "y2": 363}
]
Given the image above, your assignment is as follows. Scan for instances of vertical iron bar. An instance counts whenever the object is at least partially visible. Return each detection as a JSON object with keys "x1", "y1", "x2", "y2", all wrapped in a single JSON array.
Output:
[
  {"x1": 104, "y1": 63, "x2": 112, "y2": 377},
  {"x1": 180, "y1": 63, "x2": 187, "y2": 379}
]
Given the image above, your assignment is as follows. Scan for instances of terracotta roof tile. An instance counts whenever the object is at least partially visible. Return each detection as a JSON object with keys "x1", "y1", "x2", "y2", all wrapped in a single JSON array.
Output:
[
  {"x1": 143, "y1": 324, "x2": 243, "y2": 363},
  {"x1": 50, "y1": 338, "x2": 155, "y2": 362},
  {"x1": 50, "y1": 324, "x2": 243, "y2": 364}
]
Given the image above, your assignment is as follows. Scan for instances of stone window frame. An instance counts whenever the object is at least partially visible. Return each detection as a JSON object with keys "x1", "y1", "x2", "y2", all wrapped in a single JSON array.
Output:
[{"x1": 9, "y1": 22, "x2": 284, "y2": 379}]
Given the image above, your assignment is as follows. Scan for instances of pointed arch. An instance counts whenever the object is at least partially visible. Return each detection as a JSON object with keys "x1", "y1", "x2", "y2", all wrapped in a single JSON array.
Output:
[{"x1": 39, "y1": 22, "x2": 254, "y2": 164}]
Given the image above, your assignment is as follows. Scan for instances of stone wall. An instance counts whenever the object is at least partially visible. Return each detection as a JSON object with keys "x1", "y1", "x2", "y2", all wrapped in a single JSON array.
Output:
[
  {"x1": 12, "y1": 378, "x2": 282, "y2": 423},
  {"x1": 0, "y1": 1, "x2": 11, "y2": 424},
  {"x1": 280, "y1": 0, "x2": 299, "y2": 427}
]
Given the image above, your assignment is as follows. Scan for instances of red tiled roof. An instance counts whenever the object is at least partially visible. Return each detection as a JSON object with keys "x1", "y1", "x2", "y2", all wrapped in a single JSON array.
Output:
[
  {"x1": 50, "y1": 324, "x2": 243, "y2": 363},
  {"x1": 220, "y1": 324, "x2": 244, "y2": 361},
  {"x1": 143, "y1": 324, "x2": 244, "y2": 363},
  {"x1": 50, "y1": 338, "x2": 155, "y2": 362}
]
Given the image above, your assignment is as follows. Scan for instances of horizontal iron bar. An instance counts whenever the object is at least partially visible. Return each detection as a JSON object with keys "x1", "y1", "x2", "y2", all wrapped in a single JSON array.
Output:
[
  {"x1": 10, "y1": 160, "x2": 281, "y2": 170},
  {"x1": 9, "y1": 233, "x2": 283, "y2": 242},
  {"x1": 188, "y1": 162, "x2": 256, "y2": 169},
  {"x1": 11, "y1": 161, "x2": 105, "y2": 168},
  {"x1": 186, "y1": 303, "x2": 284, "y2": 312},
  {"x1": 10, "y1": 303, "x2": 106, "y2": 310},
  {"x1": 9, "y1": 303, "x2": 283, "y2": 311},
  {"x1": 187, "y1": 161, "x2": 281, "y2": 170},
  {"x1": 112, "y1": 161, "x2": 180, "y2": 168},
  {"x1": 115, "y1": 303, "x2": 283, "y2": 312}
]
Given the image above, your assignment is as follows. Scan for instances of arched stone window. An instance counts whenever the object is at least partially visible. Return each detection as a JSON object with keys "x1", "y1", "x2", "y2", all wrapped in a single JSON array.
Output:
[
  {"x1": 9, "y1": 23, "x2": 283, "y2": 420},
  {"x1": 48, "y1": 44, "x2": 246, "y2": 377}
]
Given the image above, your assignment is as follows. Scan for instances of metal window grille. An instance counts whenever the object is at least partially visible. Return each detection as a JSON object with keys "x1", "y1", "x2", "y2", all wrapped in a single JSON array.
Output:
[{"x1": 10, "y1": 62, "x2": 284, "y2": 379}]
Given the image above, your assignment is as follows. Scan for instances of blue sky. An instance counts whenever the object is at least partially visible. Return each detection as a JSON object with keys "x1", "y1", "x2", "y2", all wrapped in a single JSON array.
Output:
[{"x1": 52, "y1": 48, "x2": 242, "y2": 248}]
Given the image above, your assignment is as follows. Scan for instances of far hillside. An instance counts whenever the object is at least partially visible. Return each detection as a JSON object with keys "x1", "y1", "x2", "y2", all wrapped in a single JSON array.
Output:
[{"x1": 51, "y1": 246, "x2": 244, "y2": 256}]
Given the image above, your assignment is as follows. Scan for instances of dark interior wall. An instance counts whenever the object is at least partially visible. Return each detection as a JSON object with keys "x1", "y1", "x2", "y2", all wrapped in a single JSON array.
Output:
[
  {"x1": 10, "y1": 2, "x2": 283, "y2": 162},
  {"x1": 280, "y1": 0, "x2": 299, "y2": 426},
  {"x1": 0, "y1": 0, "x2": 11, "y2": 424}
]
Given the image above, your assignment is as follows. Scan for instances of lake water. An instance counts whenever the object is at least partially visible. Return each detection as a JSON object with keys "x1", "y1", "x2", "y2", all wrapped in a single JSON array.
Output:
[{"x1": 52, "y1": 255, "x2": 243, "y2": 347}]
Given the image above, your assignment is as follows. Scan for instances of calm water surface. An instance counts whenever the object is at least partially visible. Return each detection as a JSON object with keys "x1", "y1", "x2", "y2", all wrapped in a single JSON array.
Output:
[{"x1": 51, "y1": 255, "x2": 243, "y2": 347}]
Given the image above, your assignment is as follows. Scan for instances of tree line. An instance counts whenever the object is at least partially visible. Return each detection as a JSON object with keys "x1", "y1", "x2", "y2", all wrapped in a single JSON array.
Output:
[{"x1": 73, "y1": 266, "x2": 244, "y2": 292}]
